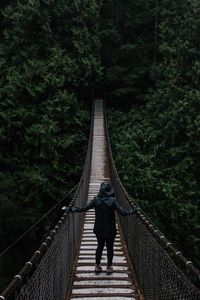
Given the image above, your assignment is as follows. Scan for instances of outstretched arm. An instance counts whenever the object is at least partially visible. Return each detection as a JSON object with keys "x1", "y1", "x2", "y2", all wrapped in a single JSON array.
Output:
[
  {"x1": 114, "y1": 198, "x2": 136, "y2": 216},
  {"x1": 64, "y1": 198, "x2": 95, "y2": 213}
]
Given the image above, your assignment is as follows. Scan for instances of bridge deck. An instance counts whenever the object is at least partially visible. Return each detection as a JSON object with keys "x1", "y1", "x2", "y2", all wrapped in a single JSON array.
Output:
[{"x1": 67, "y1": 99, "x2": 138, "y2": 300}]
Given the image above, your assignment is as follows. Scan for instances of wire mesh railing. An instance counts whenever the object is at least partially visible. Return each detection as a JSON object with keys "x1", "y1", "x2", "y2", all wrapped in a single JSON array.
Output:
[
  {"x1": 104, "y1": 102, "x2": 200, "y2": 300},
  {"x1": 1, "y1": 99, "x2": 200, "y2": 300},
  {"x1": 0, "y1": 103, "x2": 94, "y2": 300}
]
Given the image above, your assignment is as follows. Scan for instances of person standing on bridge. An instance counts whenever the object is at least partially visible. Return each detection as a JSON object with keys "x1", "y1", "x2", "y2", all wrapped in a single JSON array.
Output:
[{"x1": 63, "y1": 181, "x2": 137, "y2": 274}]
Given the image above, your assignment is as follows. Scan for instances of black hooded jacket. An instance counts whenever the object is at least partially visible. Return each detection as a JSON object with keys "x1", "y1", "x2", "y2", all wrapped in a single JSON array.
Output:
[{"x1": 71, "y1": 182, "x2": 133, "y2": 239}]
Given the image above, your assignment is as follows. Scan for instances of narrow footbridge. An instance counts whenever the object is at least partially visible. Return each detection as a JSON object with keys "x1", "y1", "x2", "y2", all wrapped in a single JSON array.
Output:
[{"x1": 1, "y1": 99, "x2": 200, "y2": 300}]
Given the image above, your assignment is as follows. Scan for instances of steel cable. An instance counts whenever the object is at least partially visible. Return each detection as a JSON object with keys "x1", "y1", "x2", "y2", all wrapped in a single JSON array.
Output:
[{"x1": 0, "y1": 184, "x2": 78, "y2": 258}]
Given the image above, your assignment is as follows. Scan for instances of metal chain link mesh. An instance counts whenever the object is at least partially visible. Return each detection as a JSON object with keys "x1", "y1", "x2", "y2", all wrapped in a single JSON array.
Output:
[
  {"x1": 0, "y1": 103, "x2": 94, "y2": 300},
  {"x1": 12, "y1": 170, "x2": 88, "y2": 300},
  {"x1": 120, "y1": 208, "x2": 200, "y2": 299},
  {"x1": 15, "y1": 207, "x2": 82, "y2": 300},
  {"x1": 2, "y1": 101, "x2": 200, "y2": 300},
  {"x1": 105, "y1": 104, "x2": 200, "y2": 299}
]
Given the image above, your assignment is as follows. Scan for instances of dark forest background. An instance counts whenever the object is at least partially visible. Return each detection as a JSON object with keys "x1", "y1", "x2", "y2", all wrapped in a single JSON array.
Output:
[{"x1": 0, "y1": 0, "x2": 200, "y2": 290}]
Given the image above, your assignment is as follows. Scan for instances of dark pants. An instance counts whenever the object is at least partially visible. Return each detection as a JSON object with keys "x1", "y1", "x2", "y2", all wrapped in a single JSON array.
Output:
[{"x1": 96, "y1": 236, "x2": 115, "y2": 267}]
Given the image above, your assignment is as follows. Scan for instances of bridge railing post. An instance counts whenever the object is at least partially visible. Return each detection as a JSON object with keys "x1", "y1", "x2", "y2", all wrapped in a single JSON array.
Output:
[
  {"x1": 104, "y1": 99, "x2": 200, "y2": 300},
  {"x1": 0, "y1": 99, "x2": 95, "y2": 300}
]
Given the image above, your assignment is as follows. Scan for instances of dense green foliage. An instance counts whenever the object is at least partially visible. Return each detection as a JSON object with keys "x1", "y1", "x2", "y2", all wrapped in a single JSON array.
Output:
[
  {"x1": 99, "y1": 0, "x2": 156, "y2": 102},
  {"x1": 1, "y1": 0, "x2": 199, "y2": 291},
  {"x1": 106, "y1": 0, "x2": 200, "y2": 269},
  {"x1": 0, "y1": 0, "x2": 102, "y2": 288}
]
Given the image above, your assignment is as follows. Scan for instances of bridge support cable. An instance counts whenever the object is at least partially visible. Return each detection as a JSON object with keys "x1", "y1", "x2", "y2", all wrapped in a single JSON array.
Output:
[
  {"x1": 0, "y1": 101, "x2": 94, "y2": 300},
  {"x1": 104, "y1": 101, "x2": 200, "y2": 299},
  {"x1": 67, "y1": 99, "x2": 139, "y2": 300},
  {"x1": 2, "y1": 97, "x2": 200, "y2": 300}
]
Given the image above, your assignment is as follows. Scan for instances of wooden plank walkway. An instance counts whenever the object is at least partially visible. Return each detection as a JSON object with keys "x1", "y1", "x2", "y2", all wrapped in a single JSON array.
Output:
[{"x1": 68, "y1": 99, "x2": 138, "y2": 300}]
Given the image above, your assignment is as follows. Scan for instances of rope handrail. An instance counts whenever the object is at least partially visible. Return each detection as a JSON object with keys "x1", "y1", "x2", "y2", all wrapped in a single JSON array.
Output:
[
  {"x1": 1, "y1": 99, "x2": 200, "y2": 300},
  {"x1": 107, "y1": 146, "x2": 200, "y2": 280},
  {"x1": 0, "y1": 184, "x2": 78, "y2": 259},
  {"x1": 0, "y1": 185, "x2": 81, "y2": 300},
  {"x1": 0, "y1": 101, "x2": 94, "y2": 300},
  {"x1": 125, "y1": 188, "x2": 200, "y2": 280},
  {"x1": 104, "y1": 100, "x2": 200, "y2": 299}
]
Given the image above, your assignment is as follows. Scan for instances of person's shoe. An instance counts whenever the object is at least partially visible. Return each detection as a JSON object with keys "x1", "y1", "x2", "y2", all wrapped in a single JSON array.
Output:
[
  {"x1": 106, "y1": 266, "x2": 113, "y2": 274},
  {"x1": 95, "y1": 264, "x2": 102, "y2": 273}
]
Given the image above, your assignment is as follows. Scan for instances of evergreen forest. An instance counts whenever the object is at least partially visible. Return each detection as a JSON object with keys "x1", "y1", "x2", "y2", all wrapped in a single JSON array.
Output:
[{"x1": 0, "y1": 0, "x2": 200, "y2": 291}]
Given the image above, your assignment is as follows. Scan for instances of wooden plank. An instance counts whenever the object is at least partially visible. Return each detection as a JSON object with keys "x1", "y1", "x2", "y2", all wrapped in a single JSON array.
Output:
[{"x1": 67, "y1": 99, "x2": 138, "y2": 300}]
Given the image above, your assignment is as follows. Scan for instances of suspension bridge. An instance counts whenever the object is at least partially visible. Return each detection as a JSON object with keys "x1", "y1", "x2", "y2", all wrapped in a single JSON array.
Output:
[{"x1": 0, "y1": 99, "x2": 200, "y2": 300}]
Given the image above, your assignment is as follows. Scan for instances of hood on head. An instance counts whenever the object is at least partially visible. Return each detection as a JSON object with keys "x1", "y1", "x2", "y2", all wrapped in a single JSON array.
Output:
[{"x1": 99, "y1": 181, "x2": 115, "y2": 197}]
